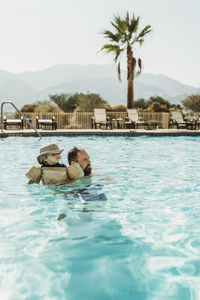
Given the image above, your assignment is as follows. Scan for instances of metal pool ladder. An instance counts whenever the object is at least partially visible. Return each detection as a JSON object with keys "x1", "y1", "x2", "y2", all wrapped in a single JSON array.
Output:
[{"x1": 1, "y1": 101, "x2": 42, "y2": 139}]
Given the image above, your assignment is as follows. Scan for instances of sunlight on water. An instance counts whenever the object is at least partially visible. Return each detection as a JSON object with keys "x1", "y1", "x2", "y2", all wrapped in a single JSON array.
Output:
[{"x1": 0, "y1": 136, "x2": 200, "y2": 299}]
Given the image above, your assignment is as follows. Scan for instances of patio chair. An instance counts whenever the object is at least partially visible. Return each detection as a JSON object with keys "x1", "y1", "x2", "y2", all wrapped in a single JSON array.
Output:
[
  {"x1": 36, "y1": 116, "x2": 57, "y2": 130},
  {"x1": 169, "y1": 111, "x2": 194, "y2": 129},
  {"x1": 125, "y1": 109, "x2": 149, "y2": 129},
  {"x1": 91, "y1": 109, "x2": 112, "y2": 129},
  {"x1": 193, "y1": 115, "x2": 200, "y2": 130},
  {"x1": 4, "y1": 115, "x2": 23, "y2": 130}
]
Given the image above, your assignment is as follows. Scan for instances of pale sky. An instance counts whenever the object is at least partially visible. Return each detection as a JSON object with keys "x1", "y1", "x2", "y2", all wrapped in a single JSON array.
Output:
[{"x1": 0, "y1": 0, "x2": 199, "y2": 87}]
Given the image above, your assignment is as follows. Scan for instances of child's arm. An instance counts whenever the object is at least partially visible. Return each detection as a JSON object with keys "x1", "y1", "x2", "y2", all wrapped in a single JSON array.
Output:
[
  {"x1": 28, "y1": 180, "x2": 34, "y2": 185},
  {"x1": 67, "y1": 163, "x2": 84, "y2": 180},
  {"x1": 26, "y1": 166, "x2": 42, "y2": 184}
]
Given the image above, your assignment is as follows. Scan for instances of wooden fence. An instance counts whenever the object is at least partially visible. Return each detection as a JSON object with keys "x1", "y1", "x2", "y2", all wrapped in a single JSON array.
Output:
[{"x1": 0, "y1": 111, "x2": 170, "y2": 130}]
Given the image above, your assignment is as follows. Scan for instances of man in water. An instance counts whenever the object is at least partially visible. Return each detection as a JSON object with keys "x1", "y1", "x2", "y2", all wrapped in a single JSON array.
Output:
[
  {"x1": 67, "y1": 146, "x2": 107, "y2": 201},
  {"x1": 68, "y1": 146, "x2": 92, "y2": 176}
]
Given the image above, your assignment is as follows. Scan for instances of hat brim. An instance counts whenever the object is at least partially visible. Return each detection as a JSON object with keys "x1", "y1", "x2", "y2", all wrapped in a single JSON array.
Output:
[{"x1": 37, "y1": 148, "x2": 64, "y2": 164}]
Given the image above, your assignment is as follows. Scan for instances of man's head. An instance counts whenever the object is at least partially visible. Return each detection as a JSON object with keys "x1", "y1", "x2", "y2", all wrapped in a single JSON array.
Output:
[{"x1": 68, "y1": 146, "x2": 92, "y2": 176}]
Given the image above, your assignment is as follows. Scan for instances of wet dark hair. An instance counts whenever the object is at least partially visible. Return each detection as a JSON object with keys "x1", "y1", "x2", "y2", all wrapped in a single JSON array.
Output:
[{"x1": 68, "y1": 146, "x2": 83, "y2": 165}]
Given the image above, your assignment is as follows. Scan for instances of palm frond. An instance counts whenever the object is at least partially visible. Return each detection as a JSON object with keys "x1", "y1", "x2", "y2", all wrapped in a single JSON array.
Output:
[
  {"x1": 100, "y1": 44, "x2": 123, "y2": 63},
  {"x1": 100, "y1": 43, "x2": 119, "y2": 53},
  {"x1": 112, "y1": 15, "x2": 127, "y2": 35},
  {"x1": 136, "y1": 58, "x2": 142, "y2": 76},
  {"x1": 136, "y1": 25, "x2": 152, "y2": 40},
  {"x1": 102, "y1": 30, "x2": 121, "y2": 43},
  {"x1": 128, "y1": 16, "x2": 139, "y2": 35},
  {"x1": 125, "y1": 12, "x2": 129, "y2": 25},
  {"x1": 133, "y1": 57, "x2": 137, "y2": 69},
  {"x1": 111, "y1": 21, "x2": 123, "y2": 36},
  {"x1": 138, "y1": 58, "x2": 142, "y2": 70},
  {"x1": 118, "y1": 62, "x2": 122, "y2": 82},
  {"x1": 114, "y1": 47, "x2": 124, "y2": 62},
  {"x1": 138, "y1": 38, "x2": 144, "y2": 45},
  {"x1": 130, "y1": 25, "x2": 152, "y2": 45},
  {"x1": 139, "y1": 25, "x2": 152, "y2": 37}
]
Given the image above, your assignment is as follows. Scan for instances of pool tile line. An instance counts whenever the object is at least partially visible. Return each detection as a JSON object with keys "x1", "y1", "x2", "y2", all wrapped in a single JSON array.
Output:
[{"x1": 1, "y1": 129, "x2": 200, "y2": 137}]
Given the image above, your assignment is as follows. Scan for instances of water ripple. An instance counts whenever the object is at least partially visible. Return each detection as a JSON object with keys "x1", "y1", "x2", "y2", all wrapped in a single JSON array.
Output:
[{"x1": 1, "y1": 136, "x2": 200, "y2": 299}]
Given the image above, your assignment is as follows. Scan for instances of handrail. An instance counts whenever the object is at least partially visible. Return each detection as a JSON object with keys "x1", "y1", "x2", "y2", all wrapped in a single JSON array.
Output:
[{"x1": 1, "y1": 101, "x2": 41, "y2": 139}]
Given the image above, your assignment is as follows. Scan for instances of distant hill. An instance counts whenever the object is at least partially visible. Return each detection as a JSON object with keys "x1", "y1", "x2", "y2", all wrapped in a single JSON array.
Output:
[
  {"x1": 0, "y1": 64, "x2": 199, "y2": 109},
  {"x1": 0, "y1": 70, "x2": 35, "y2": 100}
]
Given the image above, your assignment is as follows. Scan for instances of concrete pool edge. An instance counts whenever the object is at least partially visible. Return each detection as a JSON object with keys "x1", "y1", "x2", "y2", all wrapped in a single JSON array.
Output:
[{"x1": 1, "y1": 129, "x2": 200, "y2": 137}]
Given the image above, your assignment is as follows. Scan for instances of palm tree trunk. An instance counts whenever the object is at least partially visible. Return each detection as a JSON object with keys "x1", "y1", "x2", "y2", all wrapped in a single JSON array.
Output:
[{"x1": 127, "y1": 46, "x2": 135, "y2": 109}]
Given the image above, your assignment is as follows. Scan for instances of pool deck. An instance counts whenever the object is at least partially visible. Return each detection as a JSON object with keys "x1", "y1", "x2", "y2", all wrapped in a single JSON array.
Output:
[{"x1": 1, "y1": 128, "x2": 200, "y2": 137}]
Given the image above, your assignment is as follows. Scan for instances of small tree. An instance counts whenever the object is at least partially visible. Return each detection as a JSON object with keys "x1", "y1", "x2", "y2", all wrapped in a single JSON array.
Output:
[
  {"x1": 75, "y1": 93, "x2": 111, "y2": 112},
  {"x1": 21, "y1": 102, "x2": 62, "y2": 113},
  {"x1": 21, "y1": 104, "x2": 38, "y2": 112},
  {"x1": 170, "y1": 104, "x2": 182, "y2": 111},
  {"x1": 182, "y1": 94, "x2": 200, "y2": 112},
  {"x1": 35, "y1": 100, "x2": 51, "y2": 106},
  {"x1": 34, "y1": 104, "x2": 62, "y2": 113},
  {"x1": 134, "y1": 98, "x2": 148, "y2": 110},
  {"x1": 146, "y1": 102, "x2": 169, "y2": 112},
  {"x1": 49, "y1": 93, "x2": 80, "y2": 112},
  {"x1": 146, "y1": 96, "x2": 171, "y2": 109},
  {"x1": 112, "y1": 104, "x2": 127, "y2": 111}
]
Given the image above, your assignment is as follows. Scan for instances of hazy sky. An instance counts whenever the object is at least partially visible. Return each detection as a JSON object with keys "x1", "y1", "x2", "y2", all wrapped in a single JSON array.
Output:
[{"x1": 0, "y1": 0, "x2": 199, "y2": 87}]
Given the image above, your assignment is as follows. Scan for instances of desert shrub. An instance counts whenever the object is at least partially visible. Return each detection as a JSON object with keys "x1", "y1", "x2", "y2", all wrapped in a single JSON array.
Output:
[{"x1": 112, "y1": 104, "x2": 127, "y2": 111}]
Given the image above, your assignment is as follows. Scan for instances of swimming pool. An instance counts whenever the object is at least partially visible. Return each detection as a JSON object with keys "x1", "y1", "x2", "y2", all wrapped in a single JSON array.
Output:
[{"x1": 0, "y1": 136, "x2": 200, "y2": 299}]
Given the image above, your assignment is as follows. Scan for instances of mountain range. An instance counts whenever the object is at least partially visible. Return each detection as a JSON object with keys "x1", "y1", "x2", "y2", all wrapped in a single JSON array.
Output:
[{"x1": 1, "y1": 64, "x2": 199, "y2": 110}]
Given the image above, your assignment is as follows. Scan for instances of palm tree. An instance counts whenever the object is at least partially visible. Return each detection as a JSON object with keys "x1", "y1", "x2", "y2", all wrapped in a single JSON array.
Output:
[{"x1": 100, "y1": 12, "x2": 152, "y2": 109}]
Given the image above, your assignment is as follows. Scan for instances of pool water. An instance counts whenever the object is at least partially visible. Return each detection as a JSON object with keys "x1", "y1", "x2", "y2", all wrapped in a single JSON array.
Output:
[{"x1": 0, "y1": 136, "x2": 200, "y2": 300}]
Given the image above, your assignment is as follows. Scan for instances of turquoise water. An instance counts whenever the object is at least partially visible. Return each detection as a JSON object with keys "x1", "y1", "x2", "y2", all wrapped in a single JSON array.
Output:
[{"x1": 0, "y1": 136, "x2": 200, "y2": 300}]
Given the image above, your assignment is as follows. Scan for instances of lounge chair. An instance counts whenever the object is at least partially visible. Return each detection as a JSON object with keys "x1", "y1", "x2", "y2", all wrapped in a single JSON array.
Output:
[
  {"x1": 169, "y1": 111, "x2": 194, "y2": 129},
  {"x1": 125, "y1": 109, "x2": 149, "y2": 129},
  {"x1": 91, "y1": 109, "x2": 112, "y2": 129},
  {"x1": 4, "y1": 115, "x2": 23, "y2": 130},
  {"x1": 36, "y1": 116, "x2": 57, "y2": 130},
  {"x1": 193, "y1": 115, "x2": 200, "y2": 130}
]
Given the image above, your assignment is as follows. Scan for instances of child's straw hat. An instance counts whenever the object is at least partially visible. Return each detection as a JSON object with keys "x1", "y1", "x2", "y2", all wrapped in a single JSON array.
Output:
[{"x1": 37, "y1": 143, "x2": 63, "y2": 164}]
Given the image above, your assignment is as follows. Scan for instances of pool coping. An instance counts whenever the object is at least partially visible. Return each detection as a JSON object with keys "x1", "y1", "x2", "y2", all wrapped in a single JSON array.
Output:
[{"x1": 1, "y1": 128, "x2": 200, "y2": 137}]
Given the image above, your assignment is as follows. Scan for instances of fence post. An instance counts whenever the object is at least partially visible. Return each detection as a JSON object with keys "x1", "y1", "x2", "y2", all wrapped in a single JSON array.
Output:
[{"x1": 162, "y1": 112, "x2": 170, "y2": 129}]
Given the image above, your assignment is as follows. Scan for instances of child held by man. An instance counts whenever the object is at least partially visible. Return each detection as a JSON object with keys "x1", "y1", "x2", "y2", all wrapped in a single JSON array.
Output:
[{"x1": 26, "y1": 143, "x2": 84, "y2": 185}]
